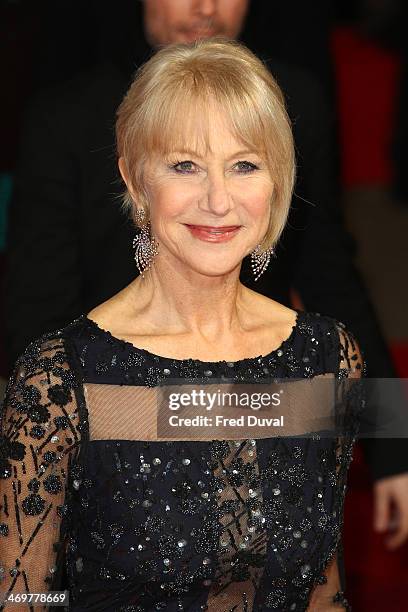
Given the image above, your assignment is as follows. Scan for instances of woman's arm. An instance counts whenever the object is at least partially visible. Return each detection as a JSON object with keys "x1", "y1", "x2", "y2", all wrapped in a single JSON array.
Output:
[
  {"x1": 307, "y1": 552, "x2": 351, "y2": 611},
  {"x1": 0, "y1": 335, "x2": 81, "y2": 611},
  {"x1": 307, "y1": 322, "x2": 365, "y2": 611}
]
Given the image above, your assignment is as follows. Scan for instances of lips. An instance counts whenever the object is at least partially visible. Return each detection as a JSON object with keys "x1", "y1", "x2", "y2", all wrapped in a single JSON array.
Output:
[
  {"x1": 186, "y1": 225, "x2": 240, "y2": 231},
  {"x1": 184, "y1": 224, "x2": 241, "y2": 243}
]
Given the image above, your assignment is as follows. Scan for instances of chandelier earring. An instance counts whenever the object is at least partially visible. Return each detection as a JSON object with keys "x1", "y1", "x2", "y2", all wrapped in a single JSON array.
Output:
[
  {"x1": 132, "y1": 208, "x2": 159, "y2": 278},
  {"x1": 250, "y1": 243, "x2": 275, "y2": 281}
]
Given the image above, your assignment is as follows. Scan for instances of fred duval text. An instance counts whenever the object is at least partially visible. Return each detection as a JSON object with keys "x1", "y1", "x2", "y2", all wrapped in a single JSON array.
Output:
[{"x1": 167, "y1": 415, "x2": 284, "y2": 427}]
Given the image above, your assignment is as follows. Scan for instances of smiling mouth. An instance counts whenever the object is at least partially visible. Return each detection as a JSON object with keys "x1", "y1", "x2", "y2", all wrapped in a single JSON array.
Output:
[{"x1": 184, "y1": 225, "x2": 241, "y2": 233}]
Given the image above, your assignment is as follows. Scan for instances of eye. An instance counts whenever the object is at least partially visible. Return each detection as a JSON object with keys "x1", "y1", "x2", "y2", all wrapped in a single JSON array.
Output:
[
  {"x1": 170, "y1": 160, "x2": 197, "y2": 174},
  {"x1": 234, "y1": 160, "x2": 259, "y2": 173}
]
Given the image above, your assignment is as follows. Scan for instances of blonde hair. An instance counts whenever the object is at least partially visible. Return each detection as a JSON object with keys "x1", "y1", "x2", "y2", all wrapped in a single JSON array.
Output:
[{"x1": 116, "y1": 36, "x2": 296, "y2": 252}]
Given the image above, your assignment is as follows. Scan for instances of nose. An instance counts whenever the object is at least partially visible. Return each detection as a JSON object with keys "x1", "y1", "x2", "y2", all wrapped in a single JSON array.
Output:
[
  {"x1": 199, "y1": 169, "x2": 233, "y2": 217},
  {"x1": 194, "y1": 0, "x2": 217, "y2": 17}
]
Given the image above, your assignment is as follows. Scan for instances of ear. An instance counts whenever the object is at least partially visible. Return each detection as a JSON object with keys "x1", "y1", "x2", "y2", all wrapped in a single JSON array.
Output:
[
  {"x1": 118, "y1": 156, "x2": 130, "y2": 187},
  {"x1": 118, "y1": 157, "x2": 137, "y2": 200}
]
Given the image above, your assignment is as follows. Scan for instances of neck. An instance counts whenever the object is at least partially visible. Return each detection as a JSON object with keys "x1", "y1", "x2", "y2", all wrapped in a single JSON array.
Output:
[{"x1": 125, "y1": 255, "x2": 253, "y2": 341}]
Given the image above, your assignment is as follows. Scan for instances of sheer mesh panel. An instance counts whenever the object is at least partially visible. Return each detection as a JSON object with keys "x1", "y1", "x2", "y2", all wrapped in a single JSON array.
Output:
[
  {"x1": 205, "y1": 439, "x2": 266, "y2": 610},
  {"x1": 84, "y1": 384, "x2": 158, "y2": 440},
  {"x1": 85, "y1": 374, "x2": 338, "y2": 442}
]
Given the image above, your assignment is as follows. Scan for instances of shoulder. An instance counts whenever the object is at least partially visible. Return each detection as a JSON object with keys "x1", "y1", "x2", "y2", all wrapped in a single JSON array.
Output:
[
  {"x1": 1, "y1": 326, "x2": 84, "y2": 481},
  {"x1": 11, "y1": 329, "x2": 69, "y2": 374},
  {"x1": 1, "y1": 323, "x2": 85, "y2": 441},
  {"x1": 7, "y1": 317, "x2": 89, "y2": 385},
  {"x1": 300, "y1": 311, "x2": 365, "y2": 377}
]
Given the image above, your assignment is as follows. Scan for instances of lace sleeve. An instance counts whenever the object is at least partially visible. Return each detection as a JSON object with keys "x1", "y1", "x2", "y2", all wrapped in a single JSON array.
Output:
[
  {"x1": 0, "y1": 334, "x2": 82, "y2": 611},
  {"x1": 334, "y1": 322, "x2": 366, "y2": 481},
  {"x1": 307, "y1": 322, "x2": 365, "y2": 611},
  {"x1": 337, "y1": 322, "x2": 366, "y2": 380}
]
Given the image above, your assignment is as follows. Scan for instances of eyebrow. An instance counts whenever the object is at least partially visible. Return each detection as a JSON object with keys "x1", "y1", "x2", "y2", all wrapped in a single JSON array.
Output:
[{"x1": 171, "y1": 148, "x2": 260, "y2": 161}]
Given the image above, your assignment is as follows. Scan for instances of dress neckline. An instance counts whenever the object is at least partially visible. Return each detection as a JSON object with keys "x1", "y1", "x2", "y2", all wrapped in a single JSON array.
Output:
[{"x1": 82, "y1": 308, "x2": 303, "y2": 367}]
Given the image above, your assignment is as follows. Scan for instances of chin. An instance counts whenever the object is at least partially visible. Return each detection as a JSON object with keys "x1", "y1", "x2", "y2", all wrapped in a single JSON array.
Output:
[{"x1": 186, "y1": 261, "x2": 240, "y2": 278}]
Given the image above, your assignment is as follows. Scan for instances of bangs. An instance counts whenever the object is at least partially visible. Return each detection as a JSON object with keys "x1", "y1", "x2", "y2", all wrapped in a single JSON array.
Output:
[{"x1": 140, "y1": 76, "x2": 269, "y2": 162}]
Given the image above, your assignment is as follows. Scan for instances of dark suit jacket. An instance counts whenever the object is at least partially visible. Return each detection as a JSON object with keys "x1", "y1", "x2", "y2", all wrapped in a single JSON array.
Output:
[{"x1": 4, "y1": 53, "x2": 406, "y2": 481}]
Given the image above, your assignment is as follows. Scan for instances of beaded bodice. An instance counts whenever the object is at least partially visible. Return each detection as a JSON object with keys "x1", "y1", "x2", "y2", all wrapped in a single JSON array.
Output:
[{"x1": 0, "y1": 310, "x2": 364, "y2": 611}]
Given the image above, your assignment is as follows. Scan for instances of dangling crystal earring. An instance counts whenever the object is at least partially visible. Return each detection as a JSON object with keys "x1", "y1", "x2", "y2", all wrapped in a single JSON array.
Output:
[
  {"x1": 132, "y1": 208, "x2": 159, "y2": 278},
  {"x1": 250, "y1": 243, "x2": 274, "y2": 281}
]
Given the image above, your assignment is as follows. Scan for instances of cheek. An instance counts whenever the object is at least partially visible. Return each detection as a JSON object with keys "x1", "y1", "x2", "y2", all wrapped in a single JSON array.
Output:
[
  {"x1": 148, "y1": 179, "x2": 196, "y2": 219},
  {"x1": 236, "y1": 181, "x2": 273, "y2": 216}
]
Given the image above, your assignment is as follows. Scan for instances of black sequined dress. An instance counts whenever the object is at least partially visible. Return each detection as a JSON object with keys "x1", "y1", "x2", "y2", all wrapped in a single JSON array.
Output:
[{"x1": 0, "y1": 309, "x2": 364, "y2": 611}]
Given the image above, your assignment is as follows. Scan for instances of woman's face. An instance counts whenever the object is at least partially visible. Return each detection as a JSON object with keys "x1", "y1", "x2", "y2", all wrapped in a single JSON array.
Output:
[{"x1": 127, "y1": 108, "x2": 274, "y2": 279}]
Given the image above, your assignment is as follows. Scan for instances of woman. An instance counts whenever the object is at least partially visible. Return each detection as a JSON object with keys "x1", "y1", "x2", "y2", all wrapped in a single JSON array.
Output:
[{"x1": 0, "y1": 38, "x2": 364, "y2": 611}]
